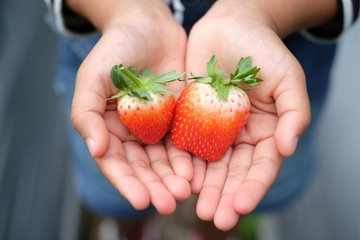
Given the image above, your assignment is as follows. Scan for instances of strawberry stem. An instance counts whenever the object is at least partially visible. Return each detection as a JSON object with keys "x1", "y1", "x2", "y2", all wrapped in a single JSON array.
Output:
[{"x1": 120, "y1": 66, "x2": 143, "y2": 87}]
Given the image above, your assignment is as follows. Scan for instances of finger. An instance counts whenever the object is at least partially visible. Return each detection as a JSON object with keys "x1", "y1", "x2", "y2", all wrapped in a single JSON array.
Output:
[
  {"x1": 95, "y1": 133, "x2": 150, "y2": 210},
  {"x1": 145, "y1": 142, "x2": 191, "y2": 200},
  {"x1": 191, "y1": 157, "x2": 207, "y2": 194},
  {"x1": 71, "y1": 68, "x2": 110, "y2": 158},
  {"x1": 213, "y1": 144, "x2": 254, "y2": 231},
  {"x1": 165, "y1": 134, "x2": 193, "y2": 182},
  {"x1": 234, "y1": 137, "x2": 283, "y2": 214},
  {"x1": 123, "y1": 141, "x2": 177, "y2": 215},
  {"x1": 274, "y1": 70, "x2": 311, "y2": 157},
  {"x1": 196, "y1": 149, "x2": 232, "y2": 221},
  {"x1": 105, "y1": 111, "x2": 138, "y2": 142}
]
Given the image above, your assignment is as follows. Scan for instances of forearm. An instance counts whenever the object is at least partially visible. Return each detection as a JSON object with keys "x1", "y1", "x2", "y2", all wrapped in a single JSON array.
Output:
[
  {"x1": 65, "y1": 0, "x2": 173, "y2": 32},
  {"x1": 259, "y1": 0, "x2": 337, "y2": 37},
  {"x1": 216, "y1": 0, "x2": 338, "y2": 37}
]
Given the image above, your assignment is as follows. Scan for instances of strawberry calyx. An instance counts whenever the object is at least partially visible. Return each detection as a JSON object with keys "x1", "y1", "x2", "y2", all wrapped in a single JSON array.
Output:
[
  {"x1": 109, "y1": 65, "x2": 185, "y2": 101},
  {"x1": 189, "y1": 56, "x2": 263, "y2": 100}
]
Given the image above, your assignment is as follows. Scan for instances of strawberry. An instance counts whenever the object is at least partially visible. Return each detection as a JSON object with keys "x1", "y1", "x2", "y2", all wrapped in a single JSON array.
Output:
[
  {"x1": 171, "y1": 56, "x2": 262, "y2": 161},
  {"x1": 110, "y1": 65, "x2": 184, "y2": 144}
]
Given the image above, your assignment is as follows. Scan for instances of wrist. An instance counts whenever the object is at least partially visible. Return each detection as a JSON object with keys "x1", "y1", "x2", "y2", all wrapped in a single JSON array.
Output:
[
  {"x1": 65, "y1": 0, "x2": 173, "y2": 33},
  {"x1": 216, "y1": 0, "x2": 338, "y2": 37}
]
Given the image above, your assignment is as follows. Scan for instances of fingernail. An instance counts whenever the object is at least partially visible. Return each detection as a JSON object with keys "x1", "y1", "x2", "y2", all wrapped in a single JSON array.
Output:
[{"x1": 86, "y1": 138, "x2": 95, "y2": 156}]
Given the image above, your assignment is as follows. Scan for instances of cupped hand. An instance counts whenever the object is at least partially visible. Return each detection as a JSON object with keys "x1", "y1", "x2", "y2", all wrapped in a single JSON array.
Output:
[
  {"x1": 70, "y1": 1, "x2": 192, "y2": 215},
  {"x1": 186, "y1": 0, "x2": 311, "y2": 230}
]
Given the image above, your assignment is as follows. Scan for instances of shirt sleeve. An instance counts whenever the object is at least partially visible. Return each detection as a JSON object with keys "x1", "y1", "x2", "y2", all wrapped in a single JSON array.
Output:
[
  {"x1": 302, "y1": 0, "x2": 360, "y2": 42},
  {"x1": 45, "y1": 0, "x2": 359, "y2": 40},
  {"x1": 44, "y1": 0, "x2": 96, "y2": 37}
]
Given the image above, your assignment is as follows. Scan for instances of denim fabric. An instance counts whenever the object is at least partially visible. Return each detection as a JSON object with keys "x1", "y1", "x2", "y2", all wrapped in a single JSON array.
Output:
[
  {"x1": 55, "y1": 34, "x2": 154, "y2": 219},
  {"x1": 53, "y1": 2, "x2": 336, "y2": 218}
]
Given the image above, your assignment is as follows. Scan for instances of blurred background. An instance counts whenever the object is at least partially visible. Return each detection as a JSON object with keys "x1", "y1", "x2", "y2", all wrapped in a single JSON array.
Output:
[{"x1": 0, "y1": 0, "x2": 359, "y2": 240}]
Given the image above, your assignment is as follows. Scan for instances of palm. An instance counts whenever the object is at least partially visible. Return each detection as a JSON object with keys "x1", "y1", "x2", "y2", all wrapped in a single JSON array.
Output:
[
  {"x1": 187, "y1": 15, "x2": 310, "y2": 230},
  {"x1": 71, "y1": 15, "x2": 193, "y2": 214}
]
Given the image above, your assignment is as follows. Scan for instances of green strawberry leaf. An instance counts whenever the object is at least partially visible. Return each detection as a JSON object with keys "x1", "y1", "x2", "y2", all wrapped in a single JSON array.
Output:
[
  {"x1": 120, "y1": 66, "x2": 143, "y2": 87},
  {"x1": 111, "y1": 65, "x2": 131, "y2": 90},
  {"x1": 128, "y1": 67, "x2": 140, "y2": 77},
  {"x1": 232, "y1": 75, "x2": 263, "y2": 85},
  {"x1": 110, "y1": 64, "x2": 182, "y2": 101},
  {"x1": 234, "y1": 67, "x2": 261, "y2": 80},
  {"x1": 216, "y1": 83, "x2": 229, "y2": 101},
  {"x1": 237, "y1": 57, "x2": 252, "y2": 74},
  {"x1": 111, "y1": 66, "x2": 123, "y2": 89},
  {"x1": 153, "y1": 70, "x2": 185, "y2": 83},
  {"x1": 148, "y1": 82, "x2": 174, "y2": 94},
  {"x1": 241, "y1": 86, "x2": 259, "y2": 91},
  {"x1": 231, "y1": 57, "x2": 261, "y2": 81},
  {"x1": 197, "y1": 77, "x2": 213, "y2": 83},
  {"x1": 206, "y1": 55, "x2": 218, "y2": 77},
  {"x1": 141, "y1": 67, "x2": 155, "y2": 78},
  {"x1": 189, "y1": 76, "x2": 212, "y2": 83},
  {"x1": 216, "y1": 70, "x2": 226, "y2": 82},
  {"x1": 120, "y1": 70, "x2": 137, "y2": 89},
  {"x1": 244, "y1": 75, "x2": 263, "y2": 84},
  {"x1": 107, "y1": 91, "x2": 127, "y2": 100},
  {"x1": 190, "y1": 55, "x2": 263, "y2": 101},
  {"x1": 132, "y1": 88, "x2": 152, "y2": 101}
]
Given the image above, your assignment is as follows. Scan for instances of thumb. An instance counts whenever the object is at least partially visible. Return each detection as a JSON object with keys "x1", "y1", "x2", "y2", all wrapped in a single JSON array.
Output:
[
  {"x1": 274, "y1": 69, "x2": 311, "y2": 157},
  {"x1": 71, "y1": 69, "x2": 110, "y2": 158}
]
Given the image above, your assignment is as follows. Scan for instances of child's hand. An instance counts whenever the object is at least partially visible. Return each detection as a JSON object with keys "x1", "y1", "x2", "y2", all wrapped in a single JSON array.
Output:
[
  {"x1": 185, "y1": 0, "x2": 323, "y2": 230},
  {"x1": 70, "y1": 0, "x2": 192, "y2": 214}
]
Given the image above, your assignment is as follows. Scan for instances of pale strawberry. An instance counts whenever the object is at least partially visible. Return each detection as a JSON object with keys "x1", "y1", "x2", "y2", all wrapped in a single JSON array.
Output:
[
  {"x1": 110, "y1": 65, "x2": 184, "y2": 144},
  {"x1": 171, "y1": 56, "x2": 262, "y2": 161}
]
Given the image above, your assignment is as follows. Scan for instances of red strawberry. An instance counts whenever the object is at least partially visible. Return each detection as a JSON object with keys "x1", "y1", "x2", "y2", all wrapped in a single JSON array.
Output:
[
  {"x1": 110, "y1": 65, "x2": 184, "y2": 144},
  {"x1": 171, "y1": 56, "x2": 262, "y2": 161}
]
